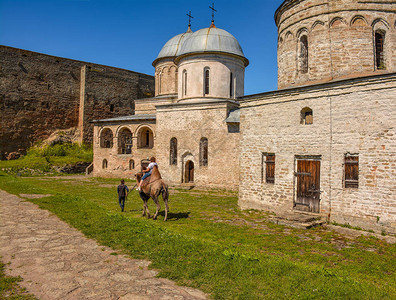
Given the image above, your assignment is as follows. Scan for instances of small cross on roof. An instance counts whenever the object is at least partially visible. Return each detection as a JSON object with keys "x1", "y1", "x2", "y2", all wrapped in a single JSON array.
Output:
[{"x1": 209, "y1": 2, "x2": 217, "y2": 27}]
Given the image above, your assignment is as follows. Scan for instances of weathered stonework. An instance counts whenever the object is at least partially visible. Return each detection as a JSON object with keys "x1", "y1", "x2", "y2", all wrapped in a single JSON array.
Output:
[
  {"x1": 276, "y1": 0, "x2": 396, "y2": 89},
  {"x1": 0, "y1": 45, "x2": 154, "y2": 159},
  {"x1": 92, "y1": 117, "x2": 156, "y2": 178},
  {"x1": 155, "y1": 100, "x2": 240, "y2": 189},
  {"x1": 154, "y1": 59, "x2": 178, "y2": 96},
  {"x1": 239, "y1": 74, "x2": 396, "y2": 234}
]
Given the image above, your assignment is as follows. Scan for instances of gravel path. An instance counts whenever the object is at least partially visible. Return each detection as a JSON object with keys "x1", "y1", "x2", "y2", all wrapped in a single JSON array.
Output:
[{"x1": 0, "y1": 190, "x2": 207, "y2": 300}]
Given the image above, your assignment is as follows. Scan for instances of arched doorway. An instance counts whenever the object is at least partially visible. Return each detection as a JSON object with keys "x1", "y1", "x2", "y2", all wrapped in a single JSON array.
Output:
[
  {"x1": 137, "y1": 127, "x2": 154, "y2": 149},
  {"x1": 184, "y1": 160, "x2": 194, "y2": 183}
]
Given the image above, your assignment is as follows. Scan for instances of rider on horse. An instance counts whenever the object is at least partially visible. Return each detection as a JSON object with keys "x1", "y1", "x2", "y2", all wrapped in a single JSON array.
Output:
[{"x1": 137, "y1": 157, "x2": 157, "y2": 191}]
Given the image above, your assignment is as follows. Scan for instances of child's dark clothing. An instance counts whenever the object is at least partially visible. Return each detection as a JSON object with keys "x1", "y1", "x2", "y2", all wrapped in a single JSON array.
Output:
[{"x1": 117, "y1": 183, "x2": 129, "y2": 212}]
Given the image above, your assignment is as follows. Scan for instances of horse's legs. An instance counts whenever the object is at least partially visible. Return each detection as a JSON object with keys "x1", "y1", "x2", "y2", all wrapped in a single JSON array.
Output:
[
  {"x1": 163, "y1": 199, "x2": 168, "y2": 221},
  {"x1": 141, "y1": 200, "x2": 146, "y2": 217},
  {"x1": 162, "y1": 190, "x2": 169, "y2": 222},
  {"x1": 152, "y1": 196, "x2": 161, "y2": 220},
  {"x1": 145, "y1": 200, "x2": 151, "y2": 218},
  {"x1": 142, "y1": 199, "x2": 151, "y2": 218}
]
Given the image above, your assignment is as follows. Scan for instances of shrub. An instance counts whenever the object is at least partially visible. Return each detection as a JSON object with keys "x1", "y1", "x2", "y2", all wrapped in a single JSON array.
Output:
[{"x1": 0, "y1": 143, "x2": 93, "y2": 175}]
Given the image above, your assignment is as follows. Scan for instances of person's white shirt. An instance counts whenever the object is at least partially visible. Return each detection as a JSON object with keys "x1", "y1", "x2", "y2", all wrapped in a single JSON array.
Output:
[{"x1": 148, "y1": 162, "x2": 158, "y2": 170}]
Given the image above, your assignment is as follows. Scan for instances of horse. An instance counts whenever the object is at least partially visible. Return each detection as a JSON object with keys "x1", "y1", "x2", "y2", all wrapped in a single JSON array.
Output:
[{"x1": 135, "y1": 165, "x2": 169, "y2": 221}]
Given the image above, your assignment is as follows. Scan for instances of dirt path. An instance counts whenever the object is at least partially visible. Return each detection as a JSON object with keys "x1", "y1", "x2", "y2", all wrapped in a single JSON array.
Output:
[{"x1": 0, "y1": 190, "x2": 206, "y2": 300}]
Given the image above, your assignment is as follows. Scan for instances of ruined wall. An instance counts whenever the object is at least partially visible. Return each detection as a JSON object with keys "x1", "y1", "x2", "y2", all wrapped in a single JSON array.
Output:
[
  {"x1": 239, "y1": 73, "x2": 396, "y2": 234},
  {"x1": 276, "y1": 0, "x2": 396, "y2": 89},
  {"x1": 0, "y1": 45, "x2": 154, "y2": 159},
  {"x1": 155, "y1": 100, "x2": 240, "y2": 190}
]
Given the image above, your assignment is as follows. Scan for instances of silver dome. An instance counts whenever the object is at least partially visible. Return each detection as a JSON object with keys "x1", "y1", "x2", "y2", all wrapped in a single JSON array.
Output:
[
  {"x1": 177, "y1": 27, "x2": 248, "y2": 65},
  {"x1": 153, "y1": 29, "x2": 193, "y2": 64}
]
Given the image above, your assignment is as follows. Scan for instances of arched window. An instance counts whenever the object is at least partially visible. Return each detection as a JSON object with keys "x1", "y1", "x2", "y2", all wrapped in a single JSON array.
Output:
[
  {"x1": 204, "y1": 68, "x2": 210, "y2": 95},
  {"x1": 159, "y1": 71, "x2": 162, "y2": 94},
  {"x1": 301, "y1": 107, "x2": 313, "y2": 125},
  {"x1": 118, "y1": 128, "x2": 132, "y2": 154},
  {"x1": 375, "y1": 30, "x2": 386, "y2": 69},
  {"x1": 100, "y1": 128, "x2": 113, "y2": 148},
  {"x1": 299, "y1": 35, "x2": 308, "y2": 74},
  {"x1": 230, "y1": 72, "x2": 234, "y2": 98},
  {"x1": 182, "y1": 70, "x2": 187, "y2": 96},
  {"x1": 199, "y1": 137, "x2": 208, "y2": 166},
  {"x1": 102, "y1": 159, "x2": 108, "y2": 169},
  {"x1": 137, "y1": 127, "x2": 154, "y2": 149},
  {"x1": 170, "y1": 137, "x2": 177, "y2": 165},
  {"x1": 129, "y1": 159, "x2": 135, "y2": 170}
]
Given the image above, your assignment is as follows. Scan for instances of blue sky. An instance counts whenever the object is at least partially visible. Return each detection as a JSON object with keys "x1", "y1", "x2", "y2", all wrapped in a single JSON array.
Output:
[{"x1": 0, "y1": 0, "x2": 285, "y2": 95}]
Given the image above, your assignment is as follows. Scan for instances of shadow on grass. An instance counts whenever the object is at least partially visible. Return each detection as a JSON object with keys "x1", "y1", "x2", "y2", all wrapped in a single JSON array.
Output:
[{"x1": 161, "y1": 211, "x2": 190, "y2": 221}]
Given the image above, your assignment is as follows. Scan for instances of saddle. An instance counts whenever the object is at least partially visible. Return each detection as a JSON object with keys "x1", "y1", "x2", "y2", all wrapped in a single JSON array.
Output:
[
  {"x1": 141, "y1": 166, "x2": 162, "y2": 188},
  {"x1": 141, "y1": 177, "x2": 150, "y2": 188}
]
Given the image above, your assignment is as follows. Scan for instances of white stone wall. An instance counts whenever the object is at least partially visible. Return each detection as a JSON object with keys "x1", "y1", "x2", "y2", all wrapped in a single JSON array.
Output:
[
  {"x1": 134, "y1": 96, "x2": 176, "y2": 115},
  {"x1": 239, "y1": 74, "x2": 396, "y2": 233},
  {"x1": 177, "y1": 54, "x2": 245, "y2": 100},
  {"x1": 155, "y1": 100, "x2": 240, "y2": 189}
]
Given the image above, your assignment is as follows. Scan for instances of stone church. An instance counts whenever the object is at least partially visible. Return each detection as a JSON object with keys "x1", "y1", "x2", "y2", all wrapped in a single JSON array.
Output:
[{"x1": 92, "y1": 0, "x2": 395, "y2": 234}]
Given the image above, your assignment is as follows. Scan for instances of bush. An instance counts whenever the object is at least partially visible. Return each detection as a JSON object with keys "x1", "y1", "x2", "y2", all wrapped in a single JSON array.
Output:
[
  {"x1": 0, "y1": 143, "x2": 93, "y2": 175},
  {"x1": 44, "y1": 144, "x2": 67, "y2": 157}
]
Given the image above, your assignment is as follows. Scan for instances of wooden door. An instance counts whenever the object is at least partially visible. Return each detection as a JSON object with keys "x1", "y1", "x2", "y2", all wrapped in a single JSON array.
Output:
[
  {"x1": 184, "y1": 160, "x2": 194, "y2": 183},
  {"x1": 295, "y1": 159, "x2": 321, "y2": 213}
]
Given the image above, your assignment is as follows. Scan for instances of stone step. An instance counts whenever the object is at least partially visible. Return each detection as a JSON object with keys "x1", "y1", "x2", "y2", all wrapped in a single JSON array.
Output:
[
  {"x1": 268, "y1": 213, "x2": 326, "y2": 229},
  {"x1": 175, "y1": 183, "x2": 195, "y2": 190}
]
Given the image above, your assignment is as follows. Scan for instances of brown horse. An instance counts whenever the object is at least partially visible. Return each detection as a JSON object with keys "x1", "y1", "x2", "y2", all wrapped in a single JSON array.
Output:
[{"x1": 135, "y1": 166, "x2": 169, "y2": 221}]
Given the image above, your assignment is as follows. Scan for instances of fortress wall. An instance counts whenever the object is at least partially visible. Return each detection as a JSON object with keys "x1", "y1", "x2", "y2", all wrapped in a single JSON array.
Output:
[{"x1": 0, "y1": 45, "x2": 154, "y2": 159}]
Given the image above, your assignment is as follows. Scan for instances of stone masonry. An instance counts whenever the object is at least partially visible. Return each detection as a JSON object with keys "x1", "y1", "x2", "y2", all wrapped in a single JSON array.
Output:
[
  {"x1": 155, "y1": 100, "x2": 240, "y2": 189},
  {"x1": 239, "y1": 73, "x2": 396, "y2": 234},
  {"x1": 0, "y1": 45, "x2": 155, "y2": 159},
  {"x1": 276, "y1": 0, "x2": 396, "y2": 89},
  {"x1": 93, "y1": 117, "x2": 156, "y2": 178}
]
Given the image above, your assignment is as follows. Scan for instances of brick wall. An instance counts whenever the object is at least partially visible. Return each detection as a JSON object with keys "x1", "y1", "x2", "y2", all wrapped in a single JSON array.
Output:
[
  {"x1": 276, "y1": 0, "x2": 396, "y2": 89},
  {"x1": 0, "y1": 45, "x2": 154, "y2": 159},
  {"x1": 239, "y1": 73, "x2": 396, "y2": 233}
]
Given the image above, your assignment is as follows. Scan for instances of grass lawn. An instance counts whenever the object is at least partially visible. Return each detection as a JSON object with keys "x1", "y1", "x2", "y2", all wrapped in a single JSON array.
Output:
[{"x1": 0, "y1": 173, "x2": 395, "y2": 299}]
